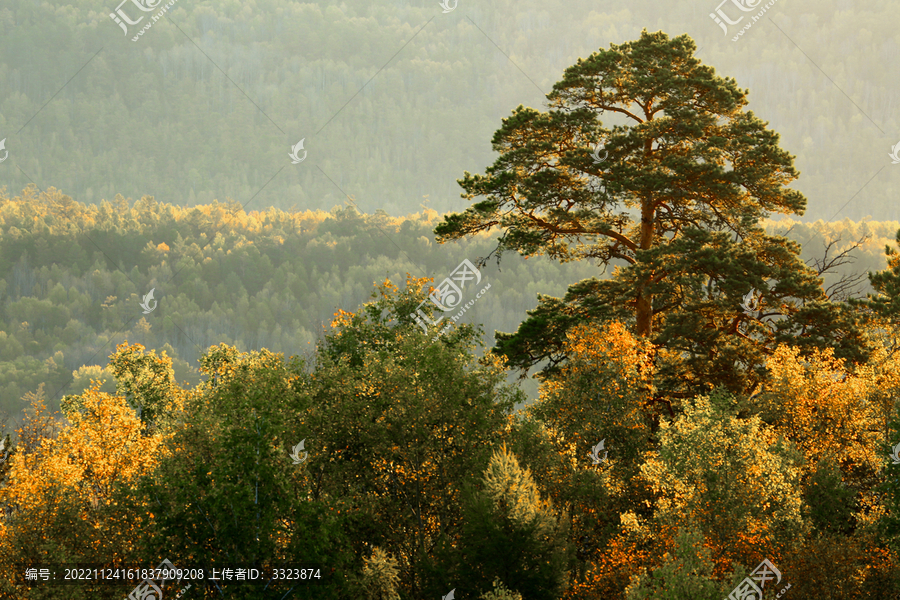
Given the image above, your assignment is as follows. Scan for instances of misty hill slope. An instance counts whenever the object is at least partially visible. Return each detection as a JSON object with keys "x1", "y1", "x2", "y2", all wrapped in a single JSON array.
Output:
[
  {"x1": 0, "y1": 188, "x2": 896, "y2": 418},
  {"x1": 0, "y1": 0, "x2": 897, "y2": 221}
]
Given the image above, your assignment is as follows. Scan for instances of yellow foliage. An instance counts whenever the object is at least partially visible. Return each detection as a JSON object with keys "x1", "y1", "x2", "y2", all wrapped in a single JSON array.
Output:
[
  {"x1": 0, "y1": 384, "x2": 178, "y2": 583},
  {"x1": 535, "y1": 320, "x2": 654, "y2": 457},
  {"x1": 760, "y1": 344, "x2": 898, "y2": 477},
  {"x1": 330, "y1": 308, "x2": 355, "y2": 328}
]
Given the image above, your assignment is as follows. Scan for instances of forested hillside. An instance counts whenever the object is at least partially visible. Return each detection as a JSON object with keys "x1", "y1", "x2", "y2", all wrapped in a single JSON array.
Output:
[
  {"x1": 2, "y1": 13, "x2": 900, "y2": 600},
  {"x1": 0, "y1": 185, "x2": 601, "y2": 418},
  {"x1": 0, "y1": 0, "x2": 897, "y2": 220},
  {"x1": 0, "y1": 185, "x2": 896, "y2": 421}
]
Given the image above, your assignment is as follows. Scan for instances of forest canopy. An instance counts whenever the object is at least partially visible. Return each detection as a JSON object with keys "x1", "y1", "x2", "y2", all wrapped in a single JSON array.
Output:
[
  {"x1": 0, "y1": 186, "x2": 895, "y2": 420},
  {"x1": 2, "y1": 18, "x2": 900, "y2": 598}
]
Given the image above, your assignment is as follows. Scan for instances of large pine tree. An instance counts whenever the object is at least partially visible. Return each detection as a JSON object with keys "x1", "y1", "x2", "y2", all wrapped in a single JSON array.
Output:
[{"x1": 434, "y1": 30, "x2": 873, "y2": 402}]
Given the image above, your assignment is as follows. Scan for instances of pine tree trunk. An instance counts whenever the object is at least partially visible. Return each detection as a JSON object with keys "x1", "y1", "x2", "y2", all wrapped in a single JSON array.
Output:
[{"x1": 637, "y1": 197, "x2": 655, "y2": 337}]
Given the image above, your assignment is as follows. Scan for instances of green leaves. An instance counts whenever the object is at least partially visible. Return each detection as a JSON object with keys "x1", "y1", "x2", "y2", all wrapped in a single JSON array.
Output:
[
  {"x1": 438, "y1": 29, "x2": 873, "y2": 407},
  {"x1": 450, "y1": 443, "x2": 573, "y2": 600},
  {"x1": 876, "y1": 404, "x2": 900, "y2": 554},
  {"x1": 624, "y1": 526, "x2": 739, "y2": 600},
  {"x1": 107, "y1": 342, "x2": 180, "y2": 432},
  {"x1": 131, "y1": 345, "x2": 355, "y2": 599},
  {"x1": 306, "y1": 277, "x2": 523, "y2": 597},
  {"x1": 640, "y1": 393, "x2": 805, "y2": 569},
  {"x1": 805, "y1": 457, "x2": 856, "y2": 535}
]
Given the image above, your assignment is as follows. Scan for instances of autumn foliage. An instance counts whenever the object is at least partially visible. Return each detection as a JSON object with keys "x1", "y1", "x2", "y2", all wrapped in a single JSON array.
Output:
[{"x1": 0, "y1": 276, "x2": 899, "y2": 598}]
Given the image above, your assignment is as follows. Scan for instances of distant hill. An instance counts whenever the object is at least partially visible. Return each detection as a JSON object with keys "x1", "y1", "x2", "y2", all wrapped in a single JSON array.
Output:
[
  {"x1": 0, "y1": 187, "x2": 896, "y2": 419},
  {"x1": 0, "y1": 0, "x2": 897, "y2": 221}
]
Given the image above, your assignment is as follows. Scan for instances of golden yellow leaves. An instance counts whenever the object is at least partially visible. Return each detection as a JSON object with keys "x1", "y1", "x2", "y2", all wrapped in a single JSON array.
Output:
[
  {"x1": 537, "y1": 320, "x2": 655, "y2": 439},
  {"x1": 330, "y1": 308, "x2": 355, "y2": 329},
  {"x1": 761, "y1": 344, "x2": 893, "y2": 476},
  {"x1": 641, "y1": 394, "x2": 806, "y2": 570},
  {"x1": 0, "y1": 385, "x2": 171, "y2": 567}
]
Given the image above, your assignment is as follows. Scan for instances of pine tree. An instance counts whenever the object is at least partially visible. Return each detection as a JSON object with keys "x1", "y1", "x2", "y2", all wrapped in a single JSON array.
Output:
[
  {"x1": 434, "y1": 30, "x2": 872, "y2": 401},
  {"x1": 452, "y1": 443, "x2": 573, "y2": 600}
]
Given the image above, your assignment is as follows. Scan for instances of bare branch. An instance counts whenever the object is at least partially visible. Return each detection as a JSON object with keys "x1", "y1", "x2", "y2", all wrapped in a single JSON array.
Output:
[
  {"x1": 805, "y1": 234, "x2": 870, "y2": 301},
  {"x1": 824, "y1": 271, "x2": 869, "y2": 302}
]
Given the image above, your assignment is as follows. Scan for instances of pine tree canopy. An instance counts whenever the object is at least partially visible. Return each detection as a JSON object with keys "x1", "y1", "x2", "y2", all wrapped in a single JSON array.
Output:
[{"x1": 434, "y1": 30, "x2": 876, "y2": 399}]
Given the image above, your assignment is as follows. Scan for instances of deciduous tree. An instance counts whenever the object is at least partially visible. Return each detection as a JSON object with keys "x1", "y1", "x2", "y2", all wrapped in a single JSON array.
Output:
[
  {"x1": 638, "y1": 391, "x2": 806, "y2": 575},
  {"x1": 308, "y1": 277, "x2": 522, "y2": 599},
  {"x1": 0, "y1": 383, "x2": 172, "y2": 599}
]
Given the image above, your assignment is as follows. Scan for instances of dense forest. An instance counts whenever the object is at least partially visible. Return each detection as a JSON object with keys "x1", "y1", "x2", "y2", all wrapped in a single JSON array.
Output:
[
  {"x1": 2, "y1": 16, "x2": 900, "y2": 600},
  {"x1": 0, "y1": 185, "x2": 896, "y2": 422},
  {"x1": 0, "y1": 0, "x2": 898, "y2": 220},
  {"x1": 0, "y1": 184, "x2": 610, "y2": 419}
]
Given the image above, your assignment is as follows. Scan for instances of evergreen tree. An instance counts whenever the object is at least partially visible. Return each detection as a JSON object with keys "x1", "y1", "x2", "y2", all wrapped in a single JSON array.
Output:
[
  {"x1": 434, "y1": 30, "x2": 872, "y2": 401},
  {"x1": 452, "y1": 442, "x2": 573, "y2": 600},
  {"x1": 850, "y1": 227, "x2": 900, "y2": 347},
  {"x1": 358, "y1": 547, "x2": 402, "y2": 600},
  {"x1": 877, "y1": 402, "x2": 900, "y2": 555}
]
